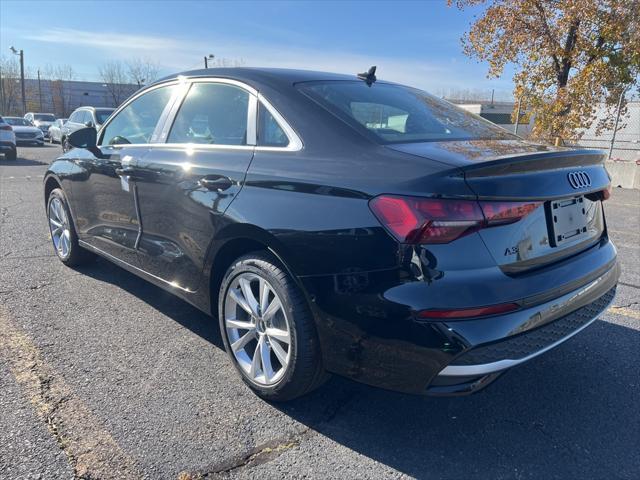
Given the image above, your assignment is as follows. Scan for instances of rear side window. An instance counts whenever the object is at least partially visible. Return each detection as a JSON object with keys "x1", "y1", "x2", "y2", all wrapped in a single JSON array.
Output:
[
  {"x1": 257, "y1": 103, "x2": 288, "y2": 147},
  {"x1": 168, "y1": 83, "x2": 249, "y2": 145},
  {"x1": 298, "y1": 81, "x2": 514, "y2": 144},
  {"x1": 100, "y1": 85, "x2": 176, "y2": 146}
]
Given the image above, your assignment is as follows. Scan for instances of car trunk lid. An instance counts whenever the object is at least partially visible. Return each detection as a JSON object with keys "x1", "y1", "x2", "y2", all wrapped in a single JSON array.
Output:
[{"x1": 387, "y1": 139, "x2": 610, "y2": 273}]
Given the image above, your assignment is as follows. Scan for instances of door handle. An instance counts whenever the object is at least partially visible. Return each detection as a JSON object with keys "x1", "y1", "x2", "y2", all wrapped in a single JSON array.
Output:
[
  {"x1": 198, "y1": 175, "x2": 233, "y2": 191},
  {"x1": 115, "y1": 167, "x2": 142, "y2": 180},
  {"x1": 115, "y1": 167, "x2": 136, "y2": 176}
]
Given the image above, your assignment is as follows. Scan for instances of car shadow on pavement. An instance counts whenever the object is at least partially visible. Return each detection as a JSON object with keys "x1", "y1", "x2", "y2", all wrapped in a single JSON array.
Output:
[
  {"x1": 0, "y1": 157, "x2": 50, "y2": 166},
  {"x1": 74, "y1": 258, "x2": 224, "y2": 350},
  {"x1": 74, "y1": 258, "x2": 639, "y2": 478}
]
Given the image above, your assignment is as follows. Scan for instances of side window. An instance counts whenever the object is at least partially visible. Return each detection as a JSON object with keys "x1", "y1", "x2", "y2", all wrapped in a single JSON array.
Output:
[
  {"x1": 257, "y1": 103, "x2": 289, "y2": 147},
  {"x1": 68, "y1": 112, "x2": 79, "y2": 123},
  {"x1": 100, "y1": 85, "x2": 176, "y2": 146},
  {"x1": 168, "y1": 83, "x2": 249, "y2": 145},
  {"x1": 77, "y1": 111, "x2": 88, "y2": 124}
]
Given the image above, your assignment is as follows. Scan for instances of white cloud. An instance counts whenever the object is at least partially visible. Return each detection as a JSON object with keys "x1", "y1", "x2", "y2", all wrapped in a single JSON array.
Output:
[{"x1": 25, "y1": 28, "x2": 180, "y2": 52}]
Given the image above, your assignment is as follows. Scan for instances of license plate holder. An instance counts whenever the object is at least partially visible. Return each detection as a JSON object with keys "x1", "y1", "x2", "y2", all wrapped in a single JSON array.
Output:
[{"x1": 548, "y1": 196, "x2": 589, "y2": 247}]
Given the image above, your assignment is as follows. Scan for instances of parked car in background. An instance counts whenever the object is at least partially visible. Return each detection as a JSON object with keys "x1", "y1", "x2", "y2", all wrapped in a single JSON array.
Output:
[
  {"x1": 24, "y1": 112, "x2": 57, "y2": 139},
  {"x1": 4, "y1": 117, "x2": 44, "y2": 146},
  {"x1": 44, "y1": 68, "x2": 618, "y2": 401},
  {"x1": 61, "y1": 107, "x2": 115, "y2": 151},
  {"x1": 0, "y1": 116, "x2": 17, "y2": 160},
  {"x1": 48, "y1": 118, "x2": 67, "y2": 144}
]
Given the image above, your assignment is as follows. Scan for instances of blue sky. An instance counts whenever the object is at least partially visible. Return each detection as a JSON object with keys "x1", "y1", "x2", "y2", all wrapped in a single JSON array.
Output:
[{"x1": 1, "y1": 0, "x2": 514, "y2": 98}]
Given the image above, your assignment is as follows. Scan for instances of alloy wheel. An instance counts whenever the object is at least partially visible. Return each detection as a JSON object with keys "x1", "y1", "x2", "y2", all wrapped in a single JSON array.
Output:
[
  {"x1": 224, "y1": 272, "x2": 292, "y2": 386},
  {"x1": 48, "y1": 197, "x2": 71, "y2": 259}
]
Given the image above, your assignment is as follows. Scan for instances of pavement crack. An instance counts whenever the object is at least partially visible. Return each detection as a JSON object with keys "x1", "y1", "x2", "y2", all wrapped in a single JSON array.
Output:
[
  {"x1": 611, "y1": 301, "x2": 639, "y2": 309},
  {"x1": 183, "y1": 389, "x2": 358, "y2": 479}
]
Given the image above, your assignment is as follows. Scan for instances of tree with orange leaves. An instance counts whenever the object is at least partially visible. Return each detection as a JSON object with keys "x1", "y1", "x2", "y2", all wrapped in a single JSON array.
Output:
[{"x1": 450, "y1": 0, "x2": 640, "y2": 142}]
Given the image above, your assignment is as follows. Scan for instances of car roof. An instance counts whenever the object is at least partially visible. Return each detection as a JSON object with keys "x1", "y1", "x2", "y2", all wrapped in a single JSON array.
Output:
[
  {"x1": 156, "y1": 67, "x2": 364, "y2": 87},
  {"x1": 75, "y1": 106, "x2": 114, "y2": 112}
]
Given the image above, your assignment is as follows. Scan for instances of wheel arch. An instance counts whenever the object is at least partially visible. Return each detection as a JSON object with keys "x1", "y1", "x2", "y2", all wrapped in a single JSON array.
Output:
[
  {"x1": 43, "y1": 174, "x2": 62, "y2": 207},
  {"x1": 207, "y1": 225, "x2": 308, "y2": 317}
]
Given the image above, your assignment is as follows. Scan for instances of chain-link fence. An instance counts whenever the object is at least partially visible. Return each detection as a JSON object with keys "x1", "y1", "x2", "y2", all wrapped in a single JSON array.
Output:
[{"x1": 571, "y1": 100, "x2": 640, "y2": 163}]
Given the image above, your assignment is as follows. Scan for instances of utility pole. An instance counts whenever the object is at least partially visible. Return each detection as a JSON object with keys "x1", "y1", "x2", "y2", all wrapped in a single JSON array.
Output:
[
  {"x1": 0, "y1": 63, "x2": 4, "y2": 113},
  {"x1": 608, "y1": 87, "x2": 626, "y2": 160},
  {"x1": 10, "y1": 47, "x2": 26, "y2": 115},
  {"x1": 513, "y1": 96, "x2": 522, "y2": 135},
  {"x1": 37, "y1": 69, "x2": 43, "y2": 111}
]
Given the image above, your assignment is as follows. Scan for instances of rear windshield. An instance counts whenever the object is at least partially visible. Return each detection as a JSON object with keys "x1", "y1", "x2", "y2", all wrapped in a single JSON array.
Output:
[
  {"x1": 297, "y1": 80, "x2": 514, "y2": 144},
  {"x1": 34, "y1": 114, "x2": 56, "y2": 122},
  {"x1": 95, "y1": 109, "x2": 114, "y2": 124}
]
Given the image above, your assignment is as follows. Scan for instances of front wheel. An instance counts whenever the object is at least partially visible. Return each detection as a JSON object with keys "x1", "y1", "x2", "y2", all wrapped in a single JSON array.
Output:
[
  {"x1": 218, "y1": 252, "x2": 328, "y2": 401},
  {"x1": 47, "y1": 188, "x2": 94, "y2": 266},
  {"x1": 62, "y1": 137, "x2": 69, "y2": 152}
]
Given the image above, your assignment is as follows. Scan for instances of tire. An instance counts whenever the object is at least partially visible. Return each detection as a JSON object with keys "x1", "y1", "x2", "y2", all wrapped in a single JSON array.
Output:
[
  {"x1": 6, "y1": 148, "x2": 16, "y2": 161},
  {"x1": 62, "y1": 137, "x2": 69, "y2": 152},
  {"x1": 46, "y1": 188, "x2": 94, "y2": 266},
  {"x1": 218, "y1": 252, "x2": 328, "y2": 401}
]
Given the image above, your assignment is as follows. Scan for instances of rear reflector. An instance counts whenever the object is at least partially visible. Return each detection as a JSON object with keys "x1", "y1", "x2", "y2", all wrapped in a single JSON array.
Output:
[
  {"x1": 369, "y1": 195, "x2": 540, "y2": 244},
  {"x1": 417, "y1": 302, "x2": 520, "y2": 320}
]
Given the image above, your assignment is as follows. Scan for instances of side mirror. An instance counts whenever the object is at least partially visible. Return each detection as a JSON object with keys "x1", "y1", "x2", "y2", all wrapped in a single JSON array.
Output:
[
  {"x1": 84, "y1": 121, "x2": 94, "y2": 128},
  {"x1": 68, "y1": 127, "x2": 97, "y2": 149}
]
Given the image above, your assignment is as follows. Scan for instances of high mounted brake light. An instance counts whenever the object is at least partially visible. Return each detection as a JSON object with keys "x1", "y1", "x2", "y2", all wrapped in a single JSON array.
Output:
[{"x1": 369, "y1": 195, "x2": 541, "y2": 244}]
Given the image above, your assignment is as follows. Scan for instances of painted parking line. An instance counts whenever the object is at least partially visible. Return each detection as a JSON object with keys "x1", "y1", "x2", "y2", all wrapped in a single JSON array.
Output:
[
  {"x1": 607, "y1": 306, "x2": 640, "y2": 320},
  {"x1": 0, "y1": 307, "x2": 142, "y2": 480}
]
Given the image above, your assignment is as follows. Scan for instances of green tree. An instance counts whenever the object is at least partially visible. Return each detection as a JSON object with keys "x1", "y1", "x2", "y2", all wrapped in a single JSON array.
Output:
[{"x1": 450, "y1": 0, "x2": 640, "y2": 142}]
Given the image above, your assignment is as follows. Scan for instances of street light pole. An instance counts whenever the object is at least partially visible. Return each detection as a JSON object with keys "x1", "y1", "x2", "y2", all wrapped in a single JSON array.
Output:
[
  {"x1": 10, "y1": 47, "x2": 26, "y2": 115},
  {"x1": 204, "y1": 54, "x2": 215, "y2": 68}
]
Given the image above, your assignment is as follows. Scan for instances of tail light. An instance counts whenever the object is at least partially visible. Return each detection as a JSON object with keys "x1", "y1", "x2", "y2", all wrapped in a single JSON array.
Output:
[
  {"x1": 369, "y1": 195, "x2": 541, "y2": 244},
  {"x1": 0, "y1": 124, "x2": 12, "y2": 131}
]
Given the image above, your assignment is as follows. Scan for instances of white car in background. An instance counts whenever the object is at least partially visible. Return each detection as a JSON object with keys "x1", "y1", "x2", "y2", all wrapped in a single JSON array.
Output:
[
  {"x1": 48, "y1": 118, "x2": 67, "y2": 144},
  {"x1": 0, "y1": 116, "x2": 17, "y2": 160},
  {"x1": 4, "y1": 117, "x2": 44, "y2": 146},
  {"x1": 24, "y1": 112, "x2": 57, "y2": 139}
]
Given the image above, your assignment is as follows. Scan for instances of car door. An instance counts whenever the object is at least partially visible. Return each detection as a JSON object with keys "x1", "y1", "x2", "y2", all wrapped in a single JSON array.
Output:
[
  {"x1": 131, "y1": 80, "x2": 257, "y2": 292},
  {"x1": 68, "y1": 83, "x2": 179, "y2": 267}
]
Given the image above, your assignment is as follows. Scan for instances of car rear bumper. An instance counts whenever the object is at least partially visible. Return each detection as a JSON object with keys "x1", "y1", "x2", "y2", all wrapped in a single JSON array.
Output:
[
  {"x1": 427, "y1": 278, "x2": 616, "y2": 395},
  {"x1": 301, "y1": 239, "x2": 619, "y2": 395}
]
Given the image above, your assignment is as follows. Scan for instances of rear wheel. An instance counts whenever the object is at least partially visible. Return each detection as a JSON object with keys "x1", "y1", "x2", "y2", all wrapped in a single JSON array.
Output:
[
  {"x1": 5, "y1": 147, "x2": 16, "y2": 161},
  {"x1": 47, "y1": 188, "x2": 94, "y2": 266},
  {"x1": 218, "y1": 252, "x2": 328, "y2": 401}
]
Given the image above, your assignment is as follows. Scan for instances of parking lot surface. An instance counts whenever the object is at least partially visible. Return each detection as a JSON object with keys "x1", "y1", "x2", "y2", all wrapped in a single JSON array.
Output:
[{"x1": 1, "y1": 144, "x2": 638, "y2": 480}]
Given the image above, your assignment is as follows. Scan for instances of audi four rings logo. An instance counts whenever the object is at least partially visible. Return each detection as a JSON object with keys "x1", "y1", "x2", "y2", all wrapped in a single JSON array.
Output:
[{"x1": 567, "y1": 171, "x2": 592, "y2": 189}]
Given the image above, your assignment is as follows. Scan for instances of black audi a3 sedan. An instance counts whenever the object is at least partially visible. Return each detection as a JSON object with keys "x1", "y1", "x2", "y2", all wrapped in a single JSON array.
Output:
[{"x1": 44, "y1": 68, "x2": 619, "y2": 401}]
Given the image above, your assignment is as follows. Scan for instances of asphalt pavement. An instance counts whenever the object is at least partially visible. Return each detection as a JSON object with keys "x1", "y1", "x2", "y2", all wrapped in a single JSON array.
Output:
[{"x1": 1, "y1": 144, "x2": 638, "y2": 480}]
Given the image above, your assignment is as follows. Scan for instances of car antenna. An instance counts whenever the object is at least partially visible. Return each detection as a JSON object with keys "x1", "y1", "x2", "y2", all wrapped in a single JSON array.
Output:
[{"x1": 357, "y1": 66, "x2": 377, "y2": 86}]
